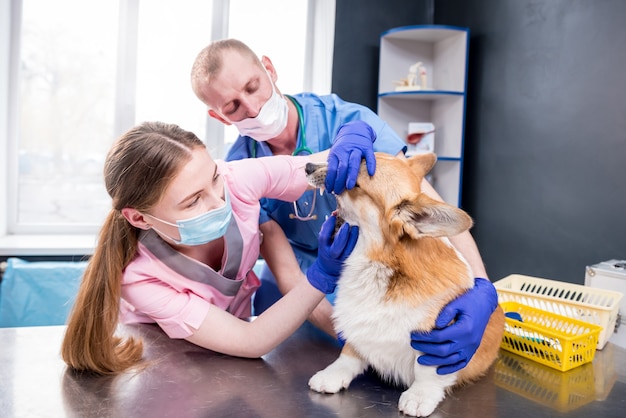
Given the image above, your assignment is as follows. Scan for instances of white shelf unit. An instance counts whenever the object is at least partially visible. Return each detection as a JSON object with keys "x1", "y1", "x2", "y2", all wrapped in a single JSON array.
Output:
[{"x1": 378, "y1": 25, "x2": 469, "y2": 207}]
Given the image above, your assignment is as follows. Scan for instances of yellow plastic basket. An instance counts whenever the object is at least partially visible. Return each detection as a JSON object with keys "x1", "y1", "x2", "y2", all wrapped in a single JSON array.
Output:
[
  {"x1": 500, "y1": 301, "x2": 602, "y2": 372},
  {"x1": 494, "y1": 274, "x2": 622, "y2": 349}
]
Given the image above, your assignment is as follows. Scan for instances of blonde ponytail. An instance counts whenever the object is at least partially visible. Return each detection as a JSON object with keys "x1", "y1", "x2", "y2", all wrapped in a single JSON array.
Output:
[{"x1": 61, "y1": 210, "x2": 143, "y2": 374}]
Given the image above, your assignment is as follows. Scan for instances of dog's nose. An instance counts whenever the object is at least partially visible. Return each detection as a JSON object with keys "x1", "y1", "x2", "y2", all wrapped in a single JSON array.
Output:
[{"x1": 305, "y1": 162, "x2": 321, "y2": 175}]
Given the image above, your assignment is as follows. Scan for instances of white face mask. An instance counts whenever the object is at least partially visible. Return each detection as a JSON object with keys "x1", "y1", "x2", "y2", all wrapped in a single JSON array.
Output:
[{"x1": 230, "y1": 70, "x2": 288, "y2": 142}]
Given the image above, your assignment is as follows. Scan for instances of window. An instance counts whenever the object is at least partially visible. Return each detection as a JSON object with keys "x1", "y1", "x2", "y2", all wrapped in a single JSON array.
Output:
[{"x1": 1, "y1": 0, "x2": 335, "y2": 245}]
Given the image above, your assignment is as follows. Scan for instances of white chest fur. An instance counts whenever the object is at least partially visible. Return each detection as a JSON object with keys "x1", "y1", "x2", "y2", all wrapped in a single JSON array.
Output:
[{"x1": 332, "y1": 252, "x2": 442, "y2": 386}]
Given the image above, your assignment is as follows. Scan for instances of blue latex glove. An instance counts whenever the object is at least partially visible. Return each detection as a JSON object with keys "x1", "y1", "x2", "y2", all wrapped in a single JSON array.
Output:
[
  {"x1": 325, "y1": 120, "x2": 377, "y2": 195},
  {"x1": 410, "y1": 278, "x2": 498, "y2": 375},
  {"x1": 306, "y1": 215, "x2": 359, "y2": 294}
]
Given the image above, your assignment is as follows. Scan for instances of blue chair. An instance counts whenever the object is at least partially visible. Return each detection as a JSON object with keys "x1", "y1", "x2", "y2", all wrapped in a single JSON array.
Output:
[{"x1": 0, "y1": 258, "x2": 87, "y2": 327}]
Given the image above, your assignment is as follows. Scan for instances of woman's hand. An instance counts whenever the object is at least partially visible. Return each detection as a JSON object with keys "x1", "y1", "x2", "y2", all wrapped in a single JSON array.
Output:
[{"x1": 306, "y1": 215, "x2": 359, "y2": 294}]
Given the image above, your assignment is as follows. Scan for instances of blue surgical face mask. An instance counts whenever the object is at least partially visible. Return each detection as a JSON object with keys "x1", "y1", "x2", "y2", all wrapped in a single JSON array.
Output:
[{"x1": 146, "y1": 187, "x2": 232, "y2": 246}]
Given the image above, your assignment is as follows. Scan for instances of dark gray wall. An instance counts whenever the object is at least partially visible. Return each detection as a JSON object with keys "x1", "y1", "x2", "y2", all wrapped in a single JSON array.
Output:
[
  {"x1": 332, "y1": 0, "x2": 433, "y2": 110},
  {"x1": 333, "y1": 0, "x2": 626, "y2": 283}
]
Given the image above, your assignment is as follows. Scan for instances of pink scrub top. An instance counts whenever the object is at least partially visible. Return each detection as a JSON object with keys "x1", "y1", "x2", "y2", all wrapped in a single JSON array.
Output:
[{"x1": 119, "y1": 155, "x2": 311, "y2": 338}]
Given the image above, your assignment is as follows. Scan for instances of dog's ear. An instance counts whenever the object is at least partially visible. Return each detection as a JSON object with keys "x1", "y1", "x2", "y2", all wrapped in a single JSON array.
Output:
[
  {"x1": 406, "y1": 153, "x2": 437, "y2": 180},
  {"x1": 390, "y1": 193, "x2": 473, "y2": 240}
]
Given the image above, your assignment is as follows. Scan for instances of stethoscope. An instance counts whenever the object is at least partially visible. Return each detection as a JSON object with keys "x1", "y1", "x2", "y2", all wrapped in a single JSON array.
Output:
[{"x1": 251, "y1": 95, "x2": 317, "y2": 221}]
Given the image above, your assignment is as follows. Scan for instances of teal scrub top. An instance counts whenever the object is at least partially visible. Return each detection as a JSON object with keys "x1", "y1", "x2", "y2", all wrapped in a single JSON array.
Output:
[{"x1": 225, "y1": 92, "x2": 407, "y2": 261}]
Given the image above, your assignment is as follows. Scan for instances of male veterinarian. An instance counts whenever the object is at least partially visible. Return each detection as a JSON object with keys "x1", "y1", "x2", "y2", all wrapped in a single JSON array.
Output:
[{"x1": 191, "y1": 38, "x2": 499, "y2": 375}]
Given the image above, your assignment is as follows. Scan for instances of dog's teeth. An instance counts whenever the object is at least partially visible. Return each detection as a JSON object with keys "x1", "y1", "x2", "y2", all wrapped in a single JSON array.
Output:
[{"x1": 320, "y1": 188, "x2": 324, "y2": 196}]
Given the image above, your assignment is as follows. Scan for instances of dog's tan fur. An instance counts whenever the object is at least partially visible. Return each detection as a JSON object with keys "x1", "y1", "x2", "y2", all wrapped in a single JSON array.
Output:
[{"x1": 306, "y1": 153, "x2": 504, "y2": 417}]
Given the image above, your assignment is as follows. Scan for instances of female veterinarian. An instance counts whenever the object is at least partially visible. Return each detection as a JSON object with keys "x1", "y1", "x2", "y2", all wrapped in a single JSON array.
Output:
[{"x1": 61, "y1": 121, "x2": 364, "y2": 375}]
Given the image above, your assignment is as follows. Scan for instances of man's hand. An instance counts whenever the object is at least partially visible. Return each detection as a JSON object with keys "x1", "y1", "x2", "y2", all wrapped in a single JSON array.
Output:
[
  {"x1": 410, "y1": 278, "x2": 498, "y2": 374},
  {"x1": 325, "y1": 121, "x2": 377, "y2": 195}
]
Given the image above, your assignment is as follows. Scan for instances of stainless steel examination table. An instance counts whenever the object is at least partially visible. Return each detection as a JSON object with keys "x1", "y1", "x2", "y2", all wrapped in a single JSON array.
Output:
[{"x1": 1, "y1": 323, "x2": 625, "y2": 417}]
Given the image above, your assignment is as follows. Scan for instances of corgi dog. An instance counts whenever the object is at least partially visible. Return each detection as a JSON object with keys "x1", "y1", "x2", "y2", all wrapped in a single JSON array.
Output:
[{"x1": 305, "y1": 152, "x2": 504, "y2": 417}]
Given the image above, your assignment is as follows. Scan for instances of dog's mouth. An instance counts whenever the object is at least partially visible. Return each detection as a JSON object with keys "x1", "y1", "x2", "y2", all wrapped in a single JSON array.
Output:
[
  {"x1": 305, "y1": 162, "x2": 327, "y2": 189},
  {"x1": 331, "y1": 209, "x2": 345, "y2": 238},
  {"x1": 305, "y1": 161, "x2": 347, "y2": 237}
]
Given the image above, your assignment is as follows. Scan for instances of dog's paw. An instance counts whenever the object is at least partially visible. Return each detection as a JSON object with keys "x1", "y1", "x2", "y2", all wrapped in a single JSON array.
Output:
[
  {"x1": 308, "y1": 368, "x2": 353, "y2": 394},
  {"x1": 398, "y1": 390, "x2": 440, "y2": 417},
  {"x1": 309, "y1": 352, "x2": 366, "y2": 394}
]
